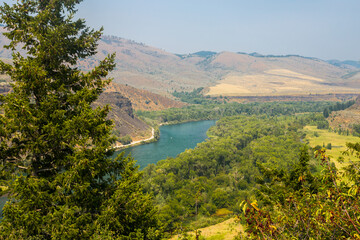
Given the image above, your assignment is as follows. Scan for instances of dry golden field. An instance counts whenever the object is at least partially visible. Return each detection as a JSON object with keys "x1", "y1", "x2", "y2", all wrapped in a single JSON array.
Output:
[
  {"x1": 169, "y1": 218, "x2": 242, "y2": 240},
  {"x1": 206, "y1": 69, "x2": 359, "y2": 97}
]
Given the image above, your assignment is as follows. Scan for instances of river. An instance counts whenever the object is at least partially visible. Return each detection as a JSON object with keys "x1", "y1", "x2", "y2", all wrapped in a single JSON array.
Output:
[
  {"x1": 0, "y1": 119, "x2": 216, "y2": 219},
  {"x1": 117, "y1": 119, "x2": 216, "y2": 169}
]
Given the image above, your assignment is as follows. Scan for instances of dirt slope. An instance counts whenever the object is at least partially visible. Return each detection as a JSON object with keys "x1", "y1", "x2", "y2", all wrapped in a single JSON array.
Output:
[
  {"x1": 328, "y1": 97, "x2": 360, "y2": 130},
  {"x1": 92, "y1": 92, "x2": 150, "y2": 139},
  {"x1": 105, "y1": 82, "x2": 185, "y2": 111}
]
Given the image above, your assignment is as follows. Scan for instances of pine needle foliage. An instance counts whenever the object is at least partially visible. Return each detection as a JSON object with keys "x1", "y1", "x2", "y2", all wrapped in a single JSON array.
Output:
[{"x1": 0, "y1": 0, "x2": 162, "y2": 239}]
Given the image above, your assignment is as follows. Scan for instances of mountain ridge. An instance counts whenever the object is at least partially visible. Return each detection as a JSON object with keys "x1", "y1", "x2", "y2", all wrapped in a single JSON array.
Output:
[
  {"x1": 0, "y1": 27, "x2": 359, "y2": 97},
  {"x1": 95, "y1": 35, "x2": 360, "y2": 96}
]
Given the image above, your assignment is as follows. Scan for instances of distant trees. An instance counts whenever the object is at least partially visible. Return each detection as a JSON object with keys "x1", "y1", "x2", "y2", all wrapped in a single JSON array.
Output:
[
  {"x1": 323, "y1": 108, "x2": 330, "y2": 118},
  {"x1": 172, "y1": 87, "x2": 216, "y2": 104},
  {"x1": 326, "y1": 142, "x2": 332, "y2": 149},
  {"x1": 0, "y1": 0, "x2": 161, "y2": 239},
  {"x1": 351, "y1": 124, "x2": 360, "y2": 136},
  {"x1": 154, "y1": 127, "x2": 160, "y2": 140},
  {"x1": 137, "y1": 101, "x2": 336, "y2": 125},
  {"x1": 323, "y1": 99, "x2": 356, "y2": 118}
]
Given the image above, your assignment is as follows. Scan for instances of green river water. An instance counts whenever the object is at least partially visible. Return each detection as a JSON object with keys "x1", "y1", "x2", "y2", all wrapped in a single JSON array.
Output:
[
  {"x1": 0, "y1": 120, "x2": 216, "y2": 218},
  {"x1": 118, "y1": 120, "x2": 216, "y2": 169}
]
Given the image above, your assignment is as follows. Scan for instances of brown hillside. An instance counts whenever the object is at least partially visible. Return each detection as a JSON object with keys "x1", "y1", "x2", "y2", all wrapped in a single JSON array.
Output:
[
  {"x1": 1, "y1": 27, "x2": 360, "y2": 97},
  {"x1": 85, "y1": 39, "x2": 360, "y2": 96},
  {"x1": 78, "y1": 35, "x2": 216, "y2": 94},
  {"x1": 328, "y1": 96, "x2": 360, "y2": 130},
  {"x1": 207, "y1": 52, "x2": 356, "y2": 80},
  {"x1": 92, "y1": 92, "x2": 151, "y2": 140},
  {"x1": 105, "y1": 82, "x2": 185, "y2": 111},
  {"x1": 206, "y1": 53, "x2": 360, "y2": 97}
]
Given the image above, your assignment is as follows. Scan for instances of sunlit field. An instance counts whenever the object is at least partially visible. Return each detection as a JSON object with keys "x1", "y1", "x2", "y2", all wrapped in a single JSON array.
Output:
[{"x1": 304, "y1": 125, "x2": 360, "y2": 168}]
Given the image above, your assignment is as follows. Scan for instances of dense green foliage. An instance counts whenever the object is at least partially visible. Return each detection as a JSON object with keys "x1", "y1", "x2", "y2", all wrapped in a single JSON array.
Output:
[
  {"x1": 352, "y1": 124, "x2": 360, "y2": 136},
  {"x1": 239, "y1": 146, "x2": 360, "y2": 239},
  {"x1": 0, "y1": 1, "x2": 357, "y2": 238},
  {"x1": 137, "y1": 101, "x2": 336, "y2": 125},
  {"x1": 172, "y1": 88, "x2": 217, "y2": 104},
  {"x1": 323, "y1": 99, "x2": 355, "y2": 118},
  {"x1": 118, "y1": 135, "x2": 132, "y2": 145},
  {"x1": 0, "y1": 1, "x2": 161, "y2": 239},
  {"x1": 141, "y1": 114, "x2": 323, "y2": 234}
]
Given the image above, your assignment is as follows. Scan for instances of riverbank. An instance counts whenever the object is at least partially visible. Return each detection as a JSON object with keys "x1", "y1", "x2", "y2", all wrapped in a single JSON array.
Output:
[
  {"x1": 113, "y1": 119, "x2": 218, "y2": 150},
  {"x1": 113, "y1": 127, "x2": 155, "y2": 150},
  {"x1": 159, "y1": 117, "x2": 218, "y2": 126}
]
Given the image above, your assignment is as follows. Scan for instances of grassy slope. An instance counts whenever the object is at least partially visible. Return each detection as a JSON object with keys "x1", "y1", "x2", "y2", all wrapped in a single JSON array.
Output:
[
  {"x1": 169, "y1": 218, "x2": 242, "y2": 240},
  {"x1": 303, "y1": 125, "x2": 359, "y2": 168}
]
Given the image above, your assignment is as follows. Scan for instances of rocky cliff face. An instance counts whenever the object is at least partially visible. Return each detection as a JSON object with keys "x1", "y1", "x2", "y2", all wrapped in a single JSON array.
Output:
[
  {"x1": 93, "y1": 92, "x2": 150, "y2": 138},
  {"x1": 105, "y1": 82, "x2": 185, "y2": 111},
  {"x1": 101, "y1": 92, "x2": 134, "y2": 118}
]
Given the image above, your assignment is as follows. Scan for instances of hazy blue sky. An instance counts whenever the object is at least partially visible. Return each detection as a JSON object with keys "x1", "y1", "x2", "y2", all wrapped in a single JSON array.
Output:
[{"x1": 1, "y1": 0, "x2": 359, "y2": 60}]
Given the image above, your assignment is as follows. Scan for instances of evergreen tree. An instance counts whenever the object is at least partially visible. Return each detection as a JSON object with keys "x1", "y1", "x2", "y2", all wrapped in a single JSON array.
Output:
[
  {"x1": 323, "y1": 108, "x2": 329, "y2": 118},
  {"x1": 0, "y1": 0, "x2": 161, "y2": 239}
]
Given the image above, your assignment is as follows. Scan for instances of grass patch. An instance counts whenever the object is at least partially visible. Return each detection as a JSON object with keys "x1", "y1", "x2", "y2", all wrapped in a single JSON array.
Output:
[
  {"x1": 200, "y1": 234, "x2": 225, "y2": 240},
  {"x1": 304, "y1": 125, "x2": 359, "y2": 168},
  {"x1": 170, "y1": 218, "x2": 241, "y2": 240},
  {"x1": 213, "y1": 208, "x2": 233, "y2": 217},
  {"x1": 181, "y1": 215, "x2": 228, "y2": 232}
]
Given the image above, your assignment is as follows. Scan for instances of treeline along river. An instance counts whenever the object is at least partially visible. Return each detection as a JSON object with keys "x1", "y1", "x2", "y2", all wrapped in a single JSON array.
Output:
[{"x1": 0, "y1": 120, "x2": 216, "y2": 218}]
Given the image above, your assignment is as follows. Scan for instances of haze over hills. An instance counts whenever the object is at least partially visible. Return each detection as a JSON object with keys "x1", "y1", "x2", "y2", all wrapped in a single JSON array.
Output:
[
  {"x1": 78, "y1": 35, "x2": 217, "y2": 94},
  {"x1": 94, "y1": 35, "x2": 360, "y2": 97},
  {"x1": 0, "y1": 27, "x2": 359, "y2": 97},
  {"x1": 85, "y1": 36, "x2": 360, "y2": 97}
]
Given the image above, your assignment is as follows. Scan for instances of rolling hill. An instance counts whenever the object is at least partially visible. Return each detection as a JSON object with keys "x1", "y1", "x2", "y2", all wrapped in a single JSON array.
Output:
[
  {"x1": 0, "y1": 27, "x2": 359, "y2": 97},
  {"x1": 83, "y1": 36, "x2": 360, "y2": 97}
]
